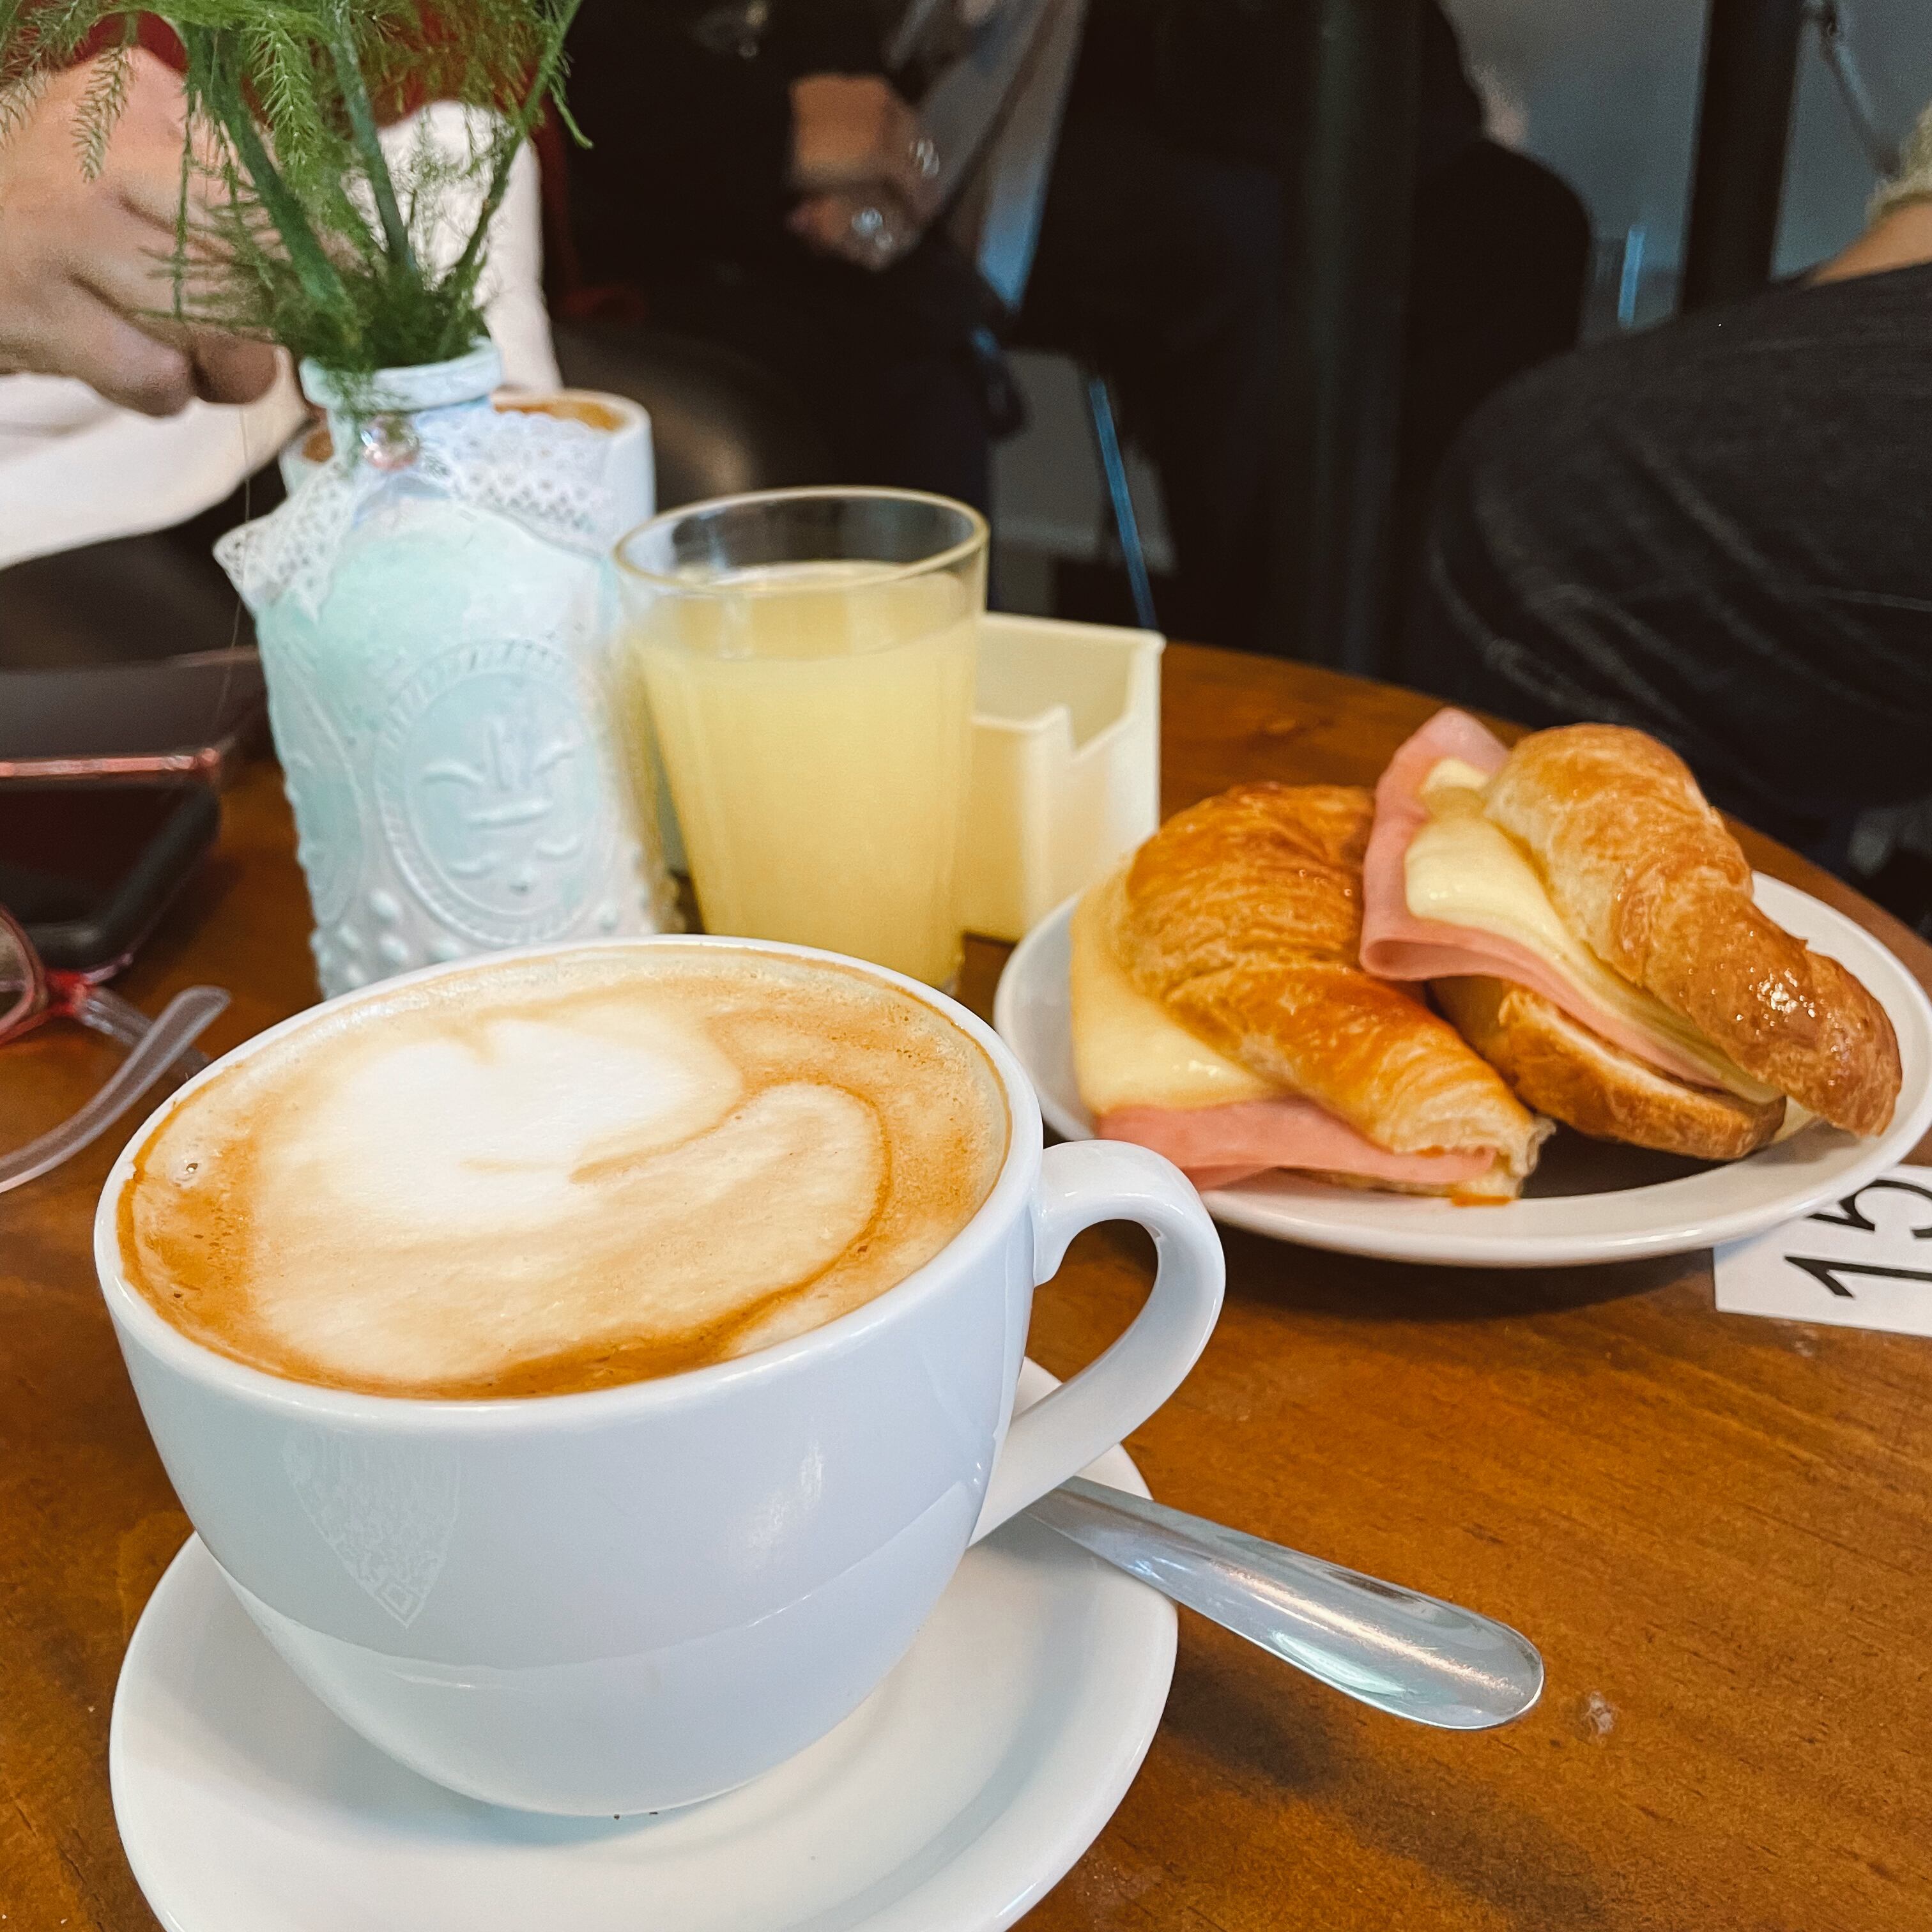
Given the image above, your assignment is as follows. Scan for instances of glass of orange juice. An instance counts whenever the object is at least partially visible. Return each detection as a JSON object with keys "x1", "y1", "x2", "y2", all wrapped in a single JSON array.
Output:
[{"x1": 615, "y1": 489, "x2": 988, "y2": 988}]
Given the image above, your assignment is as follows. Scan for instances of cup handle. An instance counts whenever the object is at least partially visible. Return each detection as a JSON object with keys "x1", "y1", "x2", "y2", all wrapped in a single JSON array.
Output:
[{"x1": 970, "y1": 1140, "x2": 1225, "y2": 1543}]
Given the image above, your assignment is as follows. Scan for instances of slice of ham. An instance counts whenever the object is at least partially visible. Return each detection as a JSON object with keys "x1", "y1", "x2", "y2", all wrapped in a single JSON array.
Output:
[
  {"x1": 1098, "y1": 1099, "x2": 1496, "y2": 1192},
  {"x1": 1359, "y1": 708, "x2": 1721, "y2": 1089}
]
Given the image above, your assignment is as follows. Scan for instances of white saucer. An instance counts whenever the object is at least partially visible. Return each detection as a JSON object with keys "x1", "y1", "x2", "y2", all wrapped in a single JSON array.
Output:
[
  {"x1": 994, "y1": 877, "x2": 1932, "y2": 1269},
  {"x1": 111, "y1": 1363, "x2": 1176, "y2": 1932}
]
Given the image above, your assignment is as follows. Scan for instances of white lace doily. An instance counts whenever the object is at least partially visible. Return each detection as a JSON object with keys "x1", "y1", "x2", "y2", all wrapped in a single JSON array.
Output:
[{"x1": 217, "y1": 401, "x2": 618, "y2": 618}]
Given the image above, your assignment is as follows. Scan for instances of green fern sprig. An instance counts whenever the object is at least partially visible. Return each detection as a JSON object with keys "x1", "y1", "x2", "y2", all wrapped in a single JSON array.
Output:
[
  {"x1": 73, "y1": 13, "x2": 134, "y2": 171},
  {"x1": 0, "y1": 1, "x2": 585, "y2": 376}
]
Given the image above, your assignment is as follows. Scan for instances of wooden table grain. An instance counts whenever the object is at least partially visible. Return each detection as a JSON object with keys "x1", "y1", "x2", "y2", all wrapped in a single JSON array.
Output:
[{"x1": 4, "y1": 645, "x2": 1930, "y2": 1931}]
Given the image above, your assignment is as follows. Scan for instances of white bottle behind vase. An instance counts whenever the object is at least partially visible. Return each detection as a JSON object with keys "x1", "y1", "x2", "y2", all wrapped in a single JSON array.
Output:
[{"x1": 218, "y1": 343, "x2": 678, "y2": 997}]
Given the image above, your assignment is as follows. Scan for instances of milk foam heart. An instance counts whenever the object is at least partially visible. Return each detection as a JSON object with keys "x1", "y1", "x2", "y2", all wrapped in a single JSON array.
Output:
[
  {"x1": 290, "y1": 1006, "x2": 746, "y2": 1243},
  {"x1": 120, "y1": 946, "x2": 1009, "y2": 1399}
]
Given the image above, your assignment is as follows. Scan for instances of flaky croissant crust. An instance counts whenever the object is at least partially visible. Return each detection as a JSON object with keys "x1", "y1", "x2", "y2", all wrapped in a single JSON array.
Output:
[
  {"x1": 1118, "y1": 783, "x2": 1543, "y2": 1174},
  {"x1": 1483, "y1": 726, "x2": 1900, "y2": 1135},
  {"x1": 1436, "y1": 976, "x2": 1786, "y2": 1160}
]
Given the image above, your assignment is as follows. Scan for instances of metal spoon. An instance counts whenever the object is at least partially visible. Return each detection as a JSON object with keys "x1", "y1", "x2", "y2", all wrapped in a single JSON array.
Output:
[{"x1": 1028, "y1": 1476, "x2": 1544, "y2": 1731}]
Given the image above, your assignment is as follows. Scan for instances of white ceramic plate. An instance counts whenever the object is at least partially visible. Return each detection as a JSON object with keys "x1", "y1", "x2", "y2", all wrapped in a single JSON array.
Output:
[
  {"x1": 993, "y1": 877, "x2": 1932, "y2": 1269},
  {"x1": 110, "y1": 1363, "x2": 1176, "y2": 1932}
]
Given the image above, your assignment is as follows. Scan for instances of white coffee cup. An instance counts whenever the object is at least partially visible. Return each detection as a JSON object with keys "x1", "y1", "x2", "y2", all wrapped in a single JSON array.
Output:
[{"x1": 96, "y1": 937, "x2": 1223, "y2": 1815}]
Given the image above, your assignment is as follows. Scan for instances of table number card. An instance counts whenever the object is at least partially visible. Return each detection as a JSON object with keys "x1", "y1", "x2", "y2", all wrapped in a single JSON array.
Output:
[{"x1": 1714, "y1": 1165, "x2": 1932, "y2": 1337}]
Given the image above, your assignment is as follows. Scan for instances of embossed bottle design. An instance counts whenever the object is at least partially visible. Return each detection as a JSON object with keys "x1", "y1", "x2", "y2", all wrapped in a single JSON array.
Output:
[{"x1": 217, "y1": 346, "x2": 677, "y2": 995}]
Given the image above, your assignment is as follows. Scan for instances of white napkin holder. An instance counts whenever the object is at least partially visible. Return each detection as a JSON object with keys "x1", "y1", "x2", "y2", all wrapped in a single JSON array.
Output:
[{"x1": 963, "y1": 613, "x2": 1163, "y2": 943}]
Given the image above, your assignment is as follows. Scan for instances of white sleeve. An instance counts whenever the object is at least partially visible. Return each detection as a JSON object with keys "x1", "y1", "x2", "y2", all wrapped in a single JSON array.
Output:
[
  {"x1": 379, "y1": 103, "x2": 561, "y2": 392},
  {"x1": 475, "y1": 135, "x2": 562, "y2": 392},
  {"x1": 0, "y1": 362, "x2": 304, "y2": 572}
]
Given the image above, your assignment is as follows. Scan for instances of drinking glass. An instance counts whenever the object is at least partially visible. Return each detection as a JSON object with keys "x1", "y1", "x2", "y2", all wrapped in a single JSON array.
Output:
[{"x1": 616, "y1": 488, "x2": 989, "y2": 988}]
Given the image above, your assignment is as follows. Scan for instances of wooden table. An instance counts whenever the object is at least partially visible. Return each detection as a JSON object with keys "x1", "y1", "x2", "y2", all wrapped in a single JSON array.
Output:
[{"x1": 6, "y1": 645, "x2": 1931, "y2": 1931}]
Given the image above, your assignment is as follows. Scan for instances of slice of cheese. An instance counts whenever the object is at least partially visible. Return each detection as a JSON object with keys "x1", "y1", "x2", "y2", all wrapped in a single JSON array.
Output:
[
  {"x1": 1069, "y1": 873, "x2": 1275, "y2": 1116},
  {"x1": 1067, "y1": 869, "x2": 1522, "y2": 1200},
  {"x1": 1405, "y1": 760, "x2": 1779, "y2": 1103}
]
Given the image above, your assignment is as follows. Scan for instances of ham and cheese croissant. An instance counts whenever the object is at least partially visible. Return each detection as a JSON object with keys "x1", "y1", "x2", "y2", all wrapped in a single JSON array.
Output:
[
  {"x1": 1071, "y1": 783, "x2": 1550, "y2": 1202},
  {"x1": 1361, "y1": 710, "x2": 1902, "y2": 1157}
]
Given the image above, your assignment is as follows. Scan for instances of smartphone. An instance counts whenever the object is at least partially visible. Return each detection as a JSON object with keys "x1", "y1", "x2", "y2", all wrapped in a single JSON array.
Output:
[
  {"x1": 0, "y1": 654, "x2": 266, "y2": 786},
  {"x1": 0, "y1": 783, "x2": 221, "y2": 972}
]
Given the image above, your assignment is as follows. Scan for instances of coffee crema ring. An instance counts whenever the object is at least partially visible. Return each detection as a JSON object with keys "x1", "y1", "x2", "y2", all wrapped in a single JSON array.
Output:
[{"x1": 120, "y1": 947, "x2": 1009, "y2": 1400}]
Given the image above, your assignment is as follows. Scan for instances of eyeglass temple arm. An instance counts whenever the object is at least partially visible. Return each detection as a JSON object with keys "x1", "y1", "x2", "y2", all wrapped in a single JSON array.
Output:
[
  {"x1": 72, "y1": 982, "x2": 213, "y2": 1073},
  {"x1": 0, "y1": 985, "x2": 229, "y2": 1196}
]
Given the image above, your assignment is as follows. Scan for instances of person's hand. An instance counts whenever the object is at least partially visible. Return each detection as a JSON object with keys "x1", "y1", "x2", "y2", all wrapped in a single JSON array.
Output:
[
  {"x1": 0, "y1": 49, "x2": 276, "y2": 415},
  {"x1": 1813, "y1": 197, "x2": 1932, "y2": 285},
  {"x1": 786, "y1": 73, "x2": 942, "y2": 272}
]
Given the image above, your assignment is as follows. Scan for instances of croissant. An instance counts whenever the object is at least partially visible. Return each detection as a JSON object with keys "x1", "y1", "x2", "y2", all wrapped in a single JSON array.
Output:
[
  {"x1": 1114, "y1": 783, "x2": 1547, "y2": 1193},
  {"x1": 1483, "y1": 727, "x2": 1900, "y2": 1135},
  {"x1": 1434, "y1": 977, "x2": 1787, "y2": 1160}
]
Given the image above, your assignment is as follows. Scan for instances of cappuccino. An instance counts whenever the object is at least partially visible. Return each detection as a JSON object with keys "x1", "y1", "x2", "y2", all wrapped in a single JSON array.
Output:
[{"x1": 119, "y1": 946, "x2": 1008, "y2": 1399}]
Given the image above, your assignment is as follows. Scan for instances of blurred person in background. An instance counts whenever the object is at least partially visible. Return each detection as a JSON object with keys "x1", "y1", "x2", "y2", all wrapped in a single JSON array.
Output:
[
  {"x1": 0, "y1": 41, "x2": 556, "y2": 664},
  {"x1": 562, "y1": 0, "x2": 1590, "y2": 650},
  {"x1": 0, "y1": 45, "x2": 299, "y2": 664},
  {"x1": 1406, "y1": 103, "x2": 1932, "y2": 874}
]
